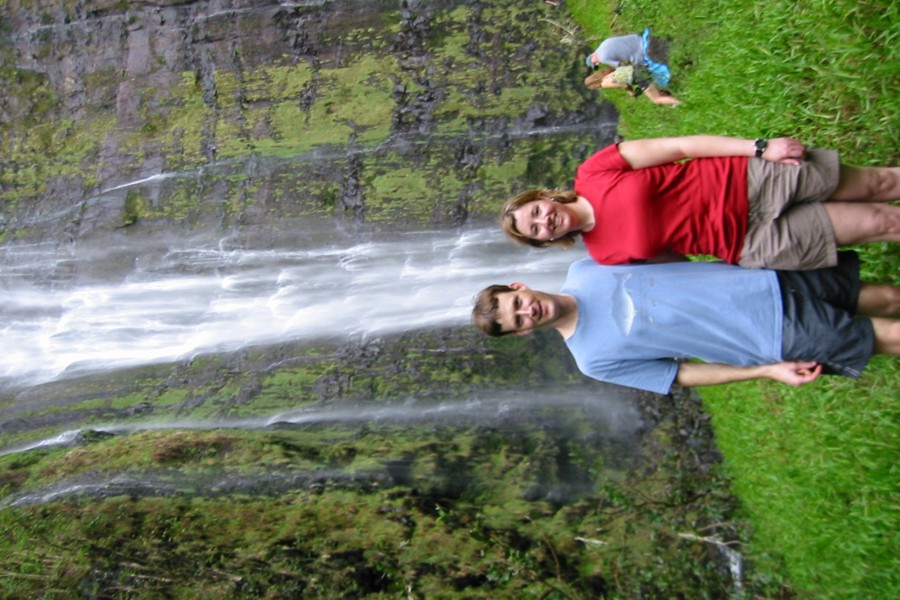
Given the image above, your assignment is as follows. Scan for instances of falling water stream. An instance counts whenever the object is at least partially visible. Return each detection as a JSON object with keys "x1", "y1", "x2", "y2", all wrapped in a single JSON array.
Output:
[
  {"x1": 0, "y1": 220, "x2": 649, "y2": 506},
  {"x1": 1, "y1": 385, "x2": 645, "y2": 505},
  {"x1": 0, "y1": 226, "x2": 583, "y2": 392}
]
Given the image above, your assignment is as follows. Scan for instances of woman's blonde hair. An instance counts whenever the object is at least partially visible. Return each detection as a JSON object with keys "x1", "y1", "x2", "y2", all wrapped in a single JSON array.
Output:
[
  {"x1": 500, "y1": 188, "x2": 580, "y2": 249},
  {"x1": 583, "y1": 67, "x2": 615, "y2": 91}
]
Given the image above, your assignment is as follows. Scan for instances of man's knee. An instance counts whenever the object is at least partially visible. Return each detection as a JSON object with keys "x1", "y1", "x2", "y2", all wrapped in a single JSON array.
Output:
[
  {"x1": 834, "y1": 165, "x2": 900, "y2": 200},
  {"x1": 872, "y1": 318, "x2": 900, "y2": 355}
]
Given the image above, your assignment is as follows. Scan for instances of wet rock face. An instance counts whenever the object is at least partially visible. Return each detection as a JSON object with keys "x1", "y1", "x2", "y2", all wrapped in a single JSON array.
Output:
[{"x1": 1, "y1": 0, "x2": 614, "y2": 242}]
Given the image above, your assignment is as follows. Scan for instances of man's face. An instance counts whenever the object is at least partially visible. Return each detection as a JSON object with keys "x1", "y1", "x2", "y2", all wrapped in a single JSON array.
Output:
[
  {"x1": 494, "y1": 284, "x2": 559, "y2": 335},
  {"x1": 510, "y1": 198, "x2": 578, "y2": 242}
]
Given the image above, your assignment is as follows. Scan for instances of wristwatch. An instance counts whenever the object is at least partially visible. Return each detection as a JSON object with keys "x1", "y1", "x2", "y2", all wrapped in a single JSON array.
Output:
[{"x1": 754, "y1": 138, "x2": 768, "y2": 158}]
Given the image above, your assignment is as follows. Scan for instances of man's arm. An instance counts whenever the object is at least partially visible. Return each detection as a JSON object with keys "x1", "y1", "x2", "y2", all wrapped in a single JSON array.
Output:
[
  {"x1": 617, "y1": 136, "x2": 807, "y2": 170},
  {"x1": 675, "y1": 361, "x2": 823, "y2": 387}
]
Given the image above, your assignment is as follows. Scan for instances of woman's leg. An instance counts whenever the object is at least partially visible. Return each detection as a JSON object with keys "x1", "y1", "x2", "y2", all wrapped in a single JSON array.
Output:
[
  {"x1": 830, "y1": 165, "x2": 900, "y2": 202},
  {"x1": 857, "y1": 283, "x2": 900, "y2": 318},
  {"x1": 643, "y1": 84, "x2": 680, "y2": 105},
  {"x1": 824, "y1": 202, "x2": 900, "y2": 244}
]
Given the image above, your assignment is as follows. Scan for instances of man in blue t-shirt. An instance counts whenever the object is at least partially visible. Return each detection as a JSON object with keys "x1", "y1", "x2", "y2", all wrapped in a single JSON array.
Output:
[{"x1": 471, "y1": 253, "x2": 899, "y2": 394}]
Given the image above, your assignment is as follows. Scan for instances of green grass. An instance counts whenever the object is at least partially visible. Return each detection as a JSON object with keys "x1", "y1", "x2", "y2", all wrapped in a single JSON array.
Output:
[
  {"x1": 701, "y1": 362, "x2": 900, "y2": 596},
  {"x1": 568, "y1": 1, "x2": 899, "y2": 597}
]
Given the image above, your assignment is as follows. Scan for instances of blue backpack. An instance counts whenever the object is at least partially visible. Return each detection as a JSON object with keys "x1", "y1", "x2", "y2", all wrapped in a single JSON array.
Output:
[{"x1": 642, "y1": 28, "x2": 671, "y2": 88}]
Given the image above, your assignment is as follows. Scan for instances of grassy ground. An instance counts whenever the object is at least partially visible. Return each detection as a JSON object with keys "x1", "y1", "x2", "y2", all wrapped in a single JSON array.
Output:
[{"x1": 567, "y1": 0, "x2": 899, "y2": 597}]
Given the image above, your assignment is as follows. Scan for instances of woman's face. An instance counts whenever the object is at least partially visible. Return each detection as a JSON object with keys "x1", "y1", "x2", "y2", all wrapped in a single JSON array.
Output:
[{"x1": 510, "y1": 198, "x2": 578, "y2": 242}]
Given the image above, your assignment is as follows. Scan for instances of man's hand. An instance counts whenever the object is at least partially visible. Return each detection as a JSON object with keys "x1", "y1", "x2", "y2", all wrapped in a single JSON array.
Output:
[
  {"x1": 676, "y1": 360, "x2": 822, "y2": 387},
  {"x1": 762, "y1": 361, "x2": 823, "y2": 385},
  {"x1": 762, "y1": 137, "x2": 807, "y2": 166}
]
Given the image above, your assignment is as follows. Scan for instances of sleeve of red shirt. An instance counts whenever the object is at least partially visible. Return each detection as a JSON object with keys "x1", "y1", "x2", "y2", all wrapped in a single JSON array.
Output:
[{"x1": 575, "y1": 144, "x2": 630, "y2": 180}]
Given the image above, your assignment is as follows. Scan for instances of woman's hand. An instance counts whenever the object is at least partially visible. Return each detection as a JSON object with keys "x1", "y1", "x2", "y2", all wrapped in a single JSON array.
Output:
[{"x1": 762, "y1": 137, "x2": 807, "y2": 166}]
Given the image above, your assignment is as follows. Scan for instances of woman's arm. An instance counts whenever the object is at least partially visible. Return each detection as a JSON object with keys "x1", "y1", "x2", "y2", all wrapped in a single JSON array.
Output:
[
  {"x1": 617, "y1": 135, "x2": 807, "y2": 170},
  {"x1": 675, "y1": 360, "x2": 823, "y2": 387}
]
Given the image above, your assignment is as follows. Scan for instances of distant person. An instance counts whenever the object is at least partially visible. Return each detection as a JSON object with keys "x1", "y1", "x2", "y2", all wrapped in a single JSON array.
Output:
[
  {"x1": 501, "y1": 135, "x2": 900, "y2": 269},
  {"x1": 586, "y1": 29, "x2": 674, "y2": 91},
  {"x1": 472, "y1": 253, "x2": 900, "y2": 394}
]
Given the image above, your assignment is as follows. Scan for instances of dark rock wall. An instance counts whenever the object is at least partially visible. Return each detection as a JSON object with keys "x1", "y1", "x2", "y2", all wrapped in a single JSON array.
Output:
[{"x1": 1, "y1": 0, "x2": 616, "y2": 242}]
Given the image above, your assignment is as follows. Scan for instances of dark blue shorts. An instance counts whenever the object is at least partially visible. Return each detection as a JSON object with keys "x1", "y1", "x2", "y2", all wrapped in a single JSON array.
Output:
[{"x1": 777, "y1": 251, "x2": 874, "y2": 378}]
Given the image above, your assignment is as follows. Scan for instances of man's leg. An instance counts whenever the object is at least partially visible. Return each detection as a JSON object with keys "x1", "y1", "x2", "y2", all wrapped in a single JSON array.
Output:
[
  {"x1": 830, "y1": 165, "x2": 900, "y2": 202},
  {"x1": 871, "y1": 317, "x2": 900, "y2": 355},
  {"x1": 823, "y1": 202, "x2": 900, "y2": 245},
  {"x1": 857, "y1": 283, "x2": 900, "y2": 318},
  {"x1": 777, "y1": 254, "x2": 875, "y2": 377}
]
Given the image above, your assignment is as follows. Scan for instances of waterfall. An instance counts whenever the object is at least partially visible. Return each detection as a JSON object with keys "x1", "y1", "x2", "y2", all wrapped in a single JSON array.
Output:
[
  {"x1": 0, "y1": 386, "x2": 642, "y2": 458},
  {"x1": 0, "y1": 227, "x2": 585, "y2": 390}
]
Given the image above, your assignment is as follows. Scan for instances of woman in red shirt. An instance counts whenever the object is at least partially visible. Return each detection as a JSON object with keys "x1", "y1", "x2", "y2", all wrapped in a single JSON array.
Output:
[{"x1": 501, "y1": 136, "x2": 899, "y2": 269}]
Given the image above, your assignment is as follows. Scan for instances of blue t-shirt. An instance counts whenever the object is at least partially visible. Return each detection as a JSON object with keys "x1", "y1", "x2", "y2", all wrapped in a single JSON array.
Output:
[{"x1": 562, "y1": 259, "x2": 783, "y2": 394}]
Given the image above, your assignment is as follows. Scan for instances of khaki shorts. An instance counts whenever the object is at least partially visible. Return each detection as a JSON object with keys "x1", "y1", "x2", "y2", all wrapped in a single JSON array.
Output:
[{"x1": 738, "y1": 148, "x2": 840, "y2": 269}]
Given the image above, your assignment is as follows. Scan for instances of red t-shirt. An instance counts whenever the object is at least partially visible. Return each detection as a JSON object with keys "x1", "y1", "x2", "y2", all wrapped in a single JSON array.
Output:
[{"x1": 573, "y1": 144, "x2": 750, "y2": 264}]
